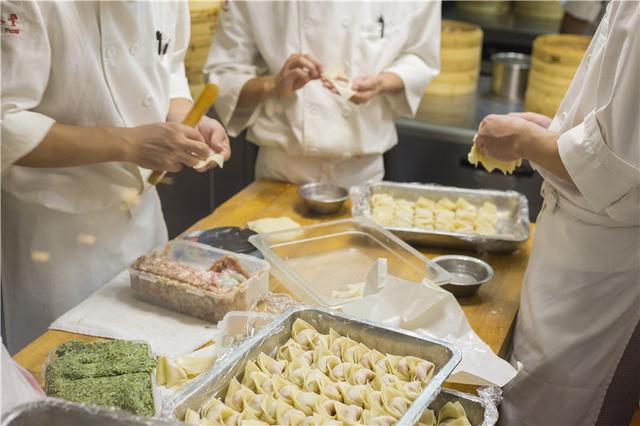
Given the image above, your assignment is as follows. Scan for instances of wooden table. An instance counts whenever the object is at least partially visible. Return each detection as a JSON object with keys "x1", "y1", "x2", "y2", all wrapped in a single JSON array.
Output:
[{"x1": 14, "y1": 180, "x2": 532, "y2": 387}]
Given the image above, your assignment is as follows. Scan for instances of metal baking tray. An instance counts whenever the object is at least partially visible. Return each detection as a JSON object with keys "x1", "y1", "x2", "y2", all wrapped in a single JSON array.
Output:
[
  {"x1": 351, "y1": 181, "x2": 530, "y2": 254},
  {"x1": 164, "y1": 306, "x2": 462, "y2": 425},
  {"x1": 425, "y1": 388, "x2": 499, "y2": 426},
  {"x1": 1, "y1": 399, "x2": 180, "y2": 426}
]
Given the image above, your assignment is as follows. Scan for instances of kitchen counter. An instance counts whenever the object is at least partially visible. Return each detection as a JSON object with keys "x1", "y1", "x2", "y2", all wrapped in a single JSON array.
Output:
[{"x1": 14, "y1": 179, "x2": 532, "y2": 387}]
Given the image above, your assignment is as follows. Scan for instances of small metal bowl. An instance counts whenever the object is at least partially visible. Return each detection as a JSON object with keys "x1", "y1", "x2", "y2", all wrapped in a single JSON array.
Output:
[
  {"x1": 298, "y1": 182, "x2": 349, "y2": 215},
  {"x1": 432, "y1": 255, "x2": 494, "y2": 297}
]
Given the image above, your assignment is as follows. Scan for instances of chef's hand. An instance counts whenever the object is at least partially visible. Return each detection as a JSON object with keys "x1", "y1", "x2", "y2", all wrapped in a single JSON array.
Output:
[
  {"x1": 124, "y1": 123, "x2": 211, "y2": 172},
  {"x1": 507, "y1": 112, "x2": 553, "y2": 129},
  {"x1": 194, "y1": 116, "x2": 231, "y2": 171},
  {"x1": 273, "y1": 53, "x2": 323, "y2": 99},
  {"x1": 476, "y1": 114, "x2": 557, "y2": 162},
  {"x1": 350, "y1": 72, "x2": 404, "y2": 105}
]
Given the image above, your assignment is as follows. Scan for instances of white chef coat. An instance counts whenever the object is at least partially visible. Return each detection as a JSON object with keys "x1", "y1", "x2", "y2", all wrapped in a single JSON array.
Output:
[
  {"x1": 204, "y1": 1, "x2": 440, "y2": 185},
  {"x1": 1, "y1": 1, "x2": 191, "y2": 352},
  {"x1": 501, "y1": 2, "x2": 640, "y2": 425}
]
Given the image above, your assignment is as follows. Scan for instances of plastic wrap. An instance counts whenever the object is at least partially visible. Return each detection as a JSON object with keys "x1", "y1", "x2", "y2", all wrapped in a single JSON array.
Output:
[
  {"x1": 351, "y1": 181, "x2": 530, "y2": 254},
  {"x1": 129, "y1": 240, "x2": 270, "y2": 322},
  {"x1": 162, "y1": 306, "x2": 462, "y2": 424},
  {"x1": 1, "y1": 398, "x2": 180, "y2": 426},
  {"x1": 422, "y1": 388, "x2": 500, "y2": 426}
]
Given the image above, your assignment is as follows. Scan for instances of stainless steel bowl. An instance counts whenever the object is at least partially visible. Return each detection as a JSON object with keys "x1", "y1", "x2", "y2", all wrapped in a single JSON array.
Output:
[
  {"x1": 298, "y1": 182, "x2": 348, "y2": 215},
  {"x1": 432, "y1": 255, "x2": 494, "y2": 297},
  {"x1": 491, "y1": 52, "x2": 530, "y2": 100}
]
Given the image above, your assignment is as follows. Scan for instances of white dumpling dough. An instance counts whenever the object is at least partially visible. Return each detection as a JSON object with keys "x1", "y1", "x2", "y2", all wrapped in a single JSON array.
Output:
[{"x1": 468, "y1": 142, "x2": 522, "y2": 175}]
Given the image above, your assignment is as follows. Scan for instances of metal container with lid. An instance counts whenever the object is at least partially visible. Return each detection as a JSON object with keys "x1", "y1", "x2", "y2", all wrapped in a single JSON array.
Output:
[{"x1": 491, "y1": 52, "x2": 531, "y2": 100}]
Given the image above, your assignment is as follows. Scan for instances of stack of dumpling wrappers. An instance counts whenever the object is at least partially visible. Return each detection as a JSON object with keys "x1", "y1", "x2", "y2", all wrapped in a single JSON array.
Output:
[
  {"x1": 183, "y1": 319, "x2": 472, "y2": 425},
  {"x1": 371, "y1": 193, "x2": 498, "y2": 236}
]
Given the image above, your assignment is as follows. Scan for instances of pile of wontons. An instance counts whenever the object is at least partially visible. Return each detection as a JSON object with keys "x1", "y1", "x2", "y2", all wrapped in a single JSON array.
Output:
[
  {"x1": 371, "y1": 193, "x2": 498, "y2": 236},
  {"x1": 183, "y1": 319, "x2": 472, "y2": 425}
]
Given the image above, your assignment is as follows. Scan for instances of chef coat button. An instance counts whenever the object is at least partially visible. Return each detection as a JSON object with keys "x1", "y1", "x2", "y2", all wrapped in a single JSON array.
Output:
[
  {"x1": 585, "y1": 53, "x2": 592, "y2": 66},
  {"x1": 342, "y1": 17, "x2": 351, "y2": 27},
  {"x1": 129, "y1": 43, "x2": 139, "y2": 56},
  {"x1": 303, "y1": 18, "x2": 313, "y2": 29},
  {"x1": 309, "y1": 148, "x2": 319, "y2": 155},
  {"x1": 309, "y1": 105, "x2": 319, "y2": 115},
  {"x1": 342, "y1": 152, "x2": 353, "y2": 160},
  {"x1": 560, "y1": 111, "x2": 568, "y2": 121},
  {"x1": 142, "y1": 95, "x2": 153, "y2": 107},
  {"x1": 342, "y1": 107, "x2": 351, "y2": 118},
  {"x1": 106, "y1": 46, "x2": 116, "y2": 58}
]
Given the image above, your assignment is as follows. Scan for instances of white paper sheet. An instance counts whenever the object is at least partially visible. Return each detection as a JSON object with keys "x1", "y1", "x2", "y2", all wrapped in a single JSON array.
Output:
[
  {"x1": 341, "y1": 277, "x2": 518, "y2": 387},
  {"x1": 49, "y1": 271, "x2": 218, "y2": 357}
]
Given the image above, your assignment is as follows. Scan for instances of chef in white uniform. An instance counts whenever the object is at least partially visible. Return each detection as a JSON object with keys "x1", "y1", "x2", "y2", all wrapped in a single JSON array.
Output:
[
  {"x1": 473, "y1": 2, "x2": 639, "y2": 424},
  {"x1": 204, "y1": 1, "x2": 440, "y2": 187},
  {"x1": 1, "y1": 1, "x2": 229, "y2": 353}
]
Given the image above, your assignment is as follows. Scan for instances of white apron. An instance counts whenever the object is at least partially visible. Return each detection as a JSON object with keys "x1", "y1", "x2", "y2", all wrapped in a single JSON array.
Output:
[
  {"x1": 500, "y1": 2, "x2": 639, "y2": 423},
  {"x1": 1, "y1": 1, "x2": 190, "y2": 353},
  {"x1": 1, "y1": 189, "x2": 168, "y2": 353},
  {"x1": 500, "y1": 184, "x2": 640, "y2": 425}
]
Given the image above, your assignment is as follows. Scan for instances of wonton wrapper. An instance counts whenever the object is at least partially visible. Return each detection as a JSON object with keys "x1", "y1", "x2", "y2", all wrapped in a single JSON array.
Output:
[{"x1": 468, "y1": 142, "x2": 522, "y2": 175}]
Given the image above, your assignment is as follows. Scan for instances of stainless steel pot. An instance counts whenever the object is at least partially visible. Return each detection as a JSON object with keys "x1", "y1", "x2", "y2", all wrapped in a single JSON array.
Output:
[{"x1": 491, "y1": 52, "x2": 531, "y2": 100}]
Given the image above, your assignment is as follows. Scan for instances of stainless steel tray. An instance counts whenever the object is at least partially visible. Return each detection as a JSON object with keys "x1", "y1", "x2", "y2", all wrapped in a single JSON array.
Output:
[
  {"x1": 351, "y1": 181, "x2": 530, "y2": 254},
  {"x1": 1, "y1": 399, "x2": 180, "y2": 426},
  {"x1": 426, "y1": 388, "x2": 498, "y2": 426},
  {"x1": 164, "y1": 306, "x2": 462, "y2": 425}
]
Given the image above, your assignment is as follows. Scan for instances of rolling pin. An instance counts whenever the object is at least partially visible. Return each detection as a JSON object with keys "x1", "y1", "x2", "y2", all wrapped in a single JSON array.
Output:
[{"x1": 148, "y1": 83, "x2": 220, "y2": 185}]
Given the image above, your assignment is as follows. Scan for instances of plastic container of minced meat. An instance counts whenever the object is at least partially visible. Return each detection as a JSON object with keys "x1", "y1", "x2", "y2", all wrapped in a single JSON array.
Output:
[{"x1": 129, "y1": 240, "x2": 270, "y2": 323}]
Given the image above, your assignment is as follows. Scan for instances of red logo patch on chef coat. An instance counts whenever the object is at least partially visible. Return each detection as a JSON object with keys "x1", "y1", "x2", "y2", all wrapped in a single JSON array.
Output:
[{"x1": 1, "y1": 13, "x2": 21, "y2": 35}]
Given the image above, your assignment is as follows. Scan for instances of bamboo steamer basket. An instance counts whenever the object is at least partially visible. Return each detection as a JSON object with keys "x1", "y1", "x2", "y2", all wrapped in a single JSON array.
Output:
[
  {"x1": 515, "y1": 1, "x2": 564, "y2": 21},
  {"x1": 425, "y1": 20, "x2": 483, "y2": 97},
  {"x1": 524, "y1": 34, "x2": 590, "y2": 116},
  {"x1": 531, "y1": 34, "x2": 591, "y2": 66},
  {"x1": 456, "y1": 1, "x2": 510, "y2": 16},
  {"x1": 185, "y1": 1, "x2": 222, "y2": 95}
]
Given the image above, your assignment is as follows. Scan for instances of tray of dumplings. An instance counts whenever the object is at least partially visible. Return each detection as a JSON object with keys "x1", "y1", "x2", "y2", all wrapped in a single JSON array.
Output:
[
  {"x1": 164, "y1": 306, "x2": 462, "y2": 425},
  {"x1": 351, "y1": 182, "x2": 530, "y2": 254}
]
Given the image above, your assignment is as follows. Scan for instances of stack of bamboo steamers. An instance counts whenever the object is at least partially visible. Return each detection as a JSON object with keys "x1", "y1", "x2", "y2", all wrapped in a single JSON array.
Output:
[
  {"x1": 424, "y1": 20, "x2": 484, "y2": 97},
  {"x1": 185, "y1": 0, "x2": 223, "y2": 99},
  {"x1": 525, "y1": 34, "x2": 591, "y2": 117}
]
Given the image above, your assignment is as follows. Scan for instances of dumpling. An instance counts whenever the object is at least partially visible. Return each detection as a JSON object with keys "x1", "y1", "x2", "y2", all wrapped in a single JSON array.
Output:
[
  {"x1": 258, "y1": 395, "x2": 281, "y2": 424},
  {"x1": 292, "y1": 389, "x2": 321, "y2": 416},
  {"x1": 316, "y1": 354, "x2": 342, "y2": 375},
  {"x1": 453, "y1": 219, "x2": 474, "y2": 233},
  {"x1": 418, "y1": 409, "x2": 436, "y2": 426},
  {"x1": 303, "y1": 369, "x2": 332, "y2": 394},
  {"x1": 329, "y1": 362, "x2": 357, "y2": 382},
  {"x1": 395, "y1": 380, "x2": 422, "y2": 400},
  {"x1": 370, "y1": 373, "x2": 400, "y2": 391},
  {"x1": 334, "y1": 401, "x2": 364, "y2": 426},
  {"x1": 276, "y1": 400, "x2": 307, "y2": 426},
  {"x1": 156, "y1": 355, "x2": 188, "y2": 388},
  {"x1": 363, "y1": 390, "x2": 384, "y2": 411},
  {"x1": 292, "y1": 318, "x2": 320, "y2": 350},
  {"x1": 201, "y1": 398, "x2": 239, "y2": 423},
  {"x1": 318, "y1": 381, "x2": 343, "y2": 402},
  {"x1": 359, "y1": 349, "x2": 386, "y2": 371},
  {"x1": 316, "y1": 397, "x2": 338, "y2": 419},
  {"x1": 416, "y1": 196, "x2": 436, "y2": 210},
  {"x1": 184, "y1": 408, "x2": 201, "y2": 425},
  {"x1": 277, "y1": 340, "x2": 310, "y2": 364},
  {"x1": 371, "y1": 193, "x2": 394, "y2": 207},
  {"x1": 287, "y1": 362, "x2": 314, "y2": 388},
  {"x1": 381, "y1": 386, "x2": 412, "y2": 419},
  {"x1": 338, "y1": 383, "x2": 367, "y2": 407},
  {"x1": 342, "y1": 342, "x2": 370, "y2": 364},
  {"x1": 349, "y1": 367, "x2": 375, "y2": 385},
  {"x1": 437, "y1": 401, "x2": 472, "y2": 426},
  {"x1": 414, "y1": 360, "x2": 435, "y2": 384},
  {"x1": 257, "y1": 352, "x2": 287, "y2": 376},
  {"x1": 468, "y1": 142, "x2": 522, "y2": 174},
  {"x1": 437, "y1": 197, "x2": 456, "y2": 211},
  {"x1": 225, "y1": 377, "x2": 251, "y2": 412},
  {"x1": 455, "y1": 207, "x2": 477, "y2": 222}
]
